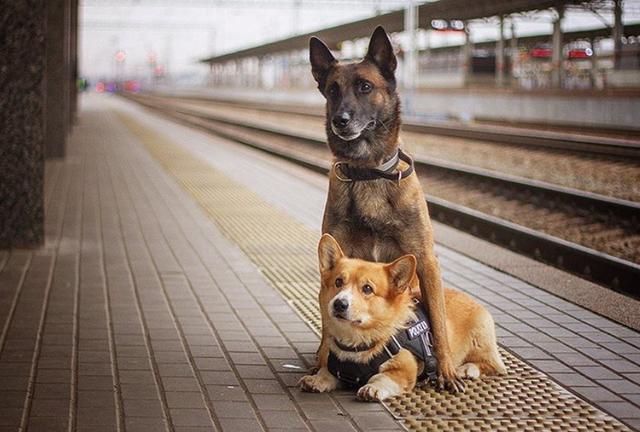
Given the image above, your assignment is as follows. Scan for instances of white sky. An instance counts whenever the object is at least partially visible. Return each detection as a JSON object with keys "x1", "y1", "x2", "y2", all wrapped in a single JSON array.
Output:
[{"x1": 79, "y1": 0, "x2": 640, "y2": 81}]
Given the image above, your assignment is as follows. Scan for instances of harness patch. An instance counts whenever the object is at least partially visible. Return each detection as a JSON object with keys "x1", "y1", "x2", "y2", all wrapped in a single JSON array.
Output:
[{"x1": 406, "y1": 320, "x2": 429, "y2": 340}]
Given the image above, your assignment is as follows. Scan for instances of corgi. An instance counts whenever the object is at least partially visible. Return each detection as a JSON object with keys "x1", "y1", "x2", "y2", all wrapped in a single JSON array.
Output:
[{"x1": 299, "y1": 234, "x2": 506, "y2": 401}]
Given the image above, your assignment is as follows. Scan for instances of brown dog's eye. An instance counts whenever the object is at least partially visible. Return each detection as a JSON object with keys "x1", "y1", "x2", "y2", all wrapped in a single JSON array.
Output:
[
  {"x1": 335, "y1": 277, "x2": 343, "y2": 288},
  {"x1": 359, "y1": 81, "x2": 373, "y2": 94},
  {"x1": 362, "y1": 284, "x2": 373, "y2": 295},
  {"x1": 328, "y1": 83, "x2": 339, "y2": 98}
]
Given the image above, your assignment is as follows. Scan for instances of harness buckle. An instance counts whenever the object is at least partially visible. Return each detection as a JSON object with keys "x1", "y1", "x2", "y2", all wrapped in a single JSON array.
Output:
[{"x1": 332, "y1": 162, "x2": 353, "y2": 183}]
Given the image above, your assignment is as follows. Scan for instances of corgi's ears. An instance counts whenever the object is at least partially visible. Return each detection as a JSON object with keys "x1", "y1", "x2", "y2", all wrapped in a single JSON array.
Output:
[
  {"x1": 386, "y1": 254, "x2": 416, "y2": 294},
  {"x1": 318, "y1": 234, "x2": 344, "y2": 272},
  {"x1": 365, "y1": 26, "x2": 397, "y2": 82}
]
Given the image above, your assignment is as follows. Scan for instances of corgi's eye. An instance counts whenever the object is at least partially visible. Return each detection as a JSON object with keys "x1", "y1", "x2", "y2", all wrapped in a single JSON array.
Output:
[
  {"x1": 359, "y1": 81, "x2": 373, "y2": 94},
  {"x1": 335, "y1": 277, "x2": 344, "y2": 288},
  {"x1": 362, "y1": 284, "x2": 373, "y2": 295}
]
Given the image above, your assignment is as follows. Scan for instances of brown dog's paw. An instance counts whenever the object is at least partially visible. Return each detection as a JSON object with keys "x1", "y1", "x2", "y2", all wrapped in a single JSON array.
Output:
[
  {"x1": 437, "y1": 364, "x2": 466, "y2": 393},
  {"x1": 298, "y1": 369, "x2": 338, "y2": 393}
]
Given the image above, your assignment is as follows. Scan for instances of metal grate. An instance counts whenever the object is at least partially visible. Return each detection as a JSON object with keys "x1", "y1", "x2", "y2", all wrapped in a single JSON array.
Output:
[{"x1": 117, "y1": 111, "x2": 631, "y2": 432}]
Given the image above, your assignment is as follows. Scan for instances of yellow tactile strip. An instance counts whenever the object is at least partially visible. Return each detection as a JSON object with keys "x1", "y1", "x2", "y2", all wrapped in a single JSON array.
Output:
[{"x1": 116, "y1": 111, "x2": 630, "y2": 432}]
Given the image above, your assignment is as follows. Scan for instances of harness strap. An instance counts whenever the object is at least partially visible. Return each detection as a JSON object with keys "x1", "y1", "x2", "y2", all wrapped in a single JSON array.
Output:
[{"x1": 328, "y1": 301, "x2": 438, "y2": 388}]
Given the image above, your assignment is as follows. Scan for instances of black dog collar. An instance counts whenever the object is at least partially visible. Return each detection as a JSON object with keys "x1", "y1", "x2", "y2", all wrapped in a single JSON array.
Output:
[{"x1": 333, "y1": 149, "x2": 415, "y2": 182}]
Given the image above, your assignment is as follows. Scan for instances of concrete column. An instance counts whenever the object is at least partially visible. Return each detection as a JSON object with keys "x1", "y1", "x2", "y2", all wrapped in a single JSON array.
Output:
[
  {"x1": 551, "y1": 5, "x2": 564, "y2": 88},
  {"x1": 69, "y1": 0, "x2": 79, "y2": 123},
  {"x1": 404, "y1": 0, "x2": 418, "y2": 90},
  {"x1": 462, "y1": 21, "x2": 472, "y2": 87},
  {"x1": 590, "y1": 38, "x2": 600, "y2": 89},
  {"x1": 45, "y1": 0, "x2": 71, "y2": 158},
  {"x1": 496, "y1": 15, "x2": 505, "y2": 87},
  {"x1": 0, "y1": 1, "x2": 46, "y2": 247},
  {"x1": 510, "y1": 19, "x2": 518, "y2": 87},
  {"x1": 613, "y1": 0, "x2": 623, "y2": 69}
]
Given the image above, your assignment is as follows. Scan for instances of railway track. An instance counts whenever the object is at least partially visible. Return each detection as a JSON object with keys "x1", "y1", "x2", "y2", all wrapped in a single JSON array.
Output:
[
  {"x1": 149, "y1": 92, "x2": 640, "y2": 159},
  {"x1": 124, "y1": 92, "x2": 640, "y2": 297}
]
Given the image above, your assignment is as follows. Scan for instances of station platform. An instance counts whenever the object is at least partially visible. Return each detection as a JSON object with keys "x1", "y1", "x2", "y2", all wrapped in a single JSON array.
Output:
[{"x1": 1, "y1": 94, "x2": 639, "y2": 432}]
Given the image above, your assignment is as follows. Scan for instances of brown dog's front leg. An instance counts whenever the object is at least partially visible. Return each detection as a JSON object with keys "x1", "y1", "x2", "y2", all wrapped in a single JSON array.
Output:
[{"x1": 418, "y1": 255, "x2": 465, "y2": 393}]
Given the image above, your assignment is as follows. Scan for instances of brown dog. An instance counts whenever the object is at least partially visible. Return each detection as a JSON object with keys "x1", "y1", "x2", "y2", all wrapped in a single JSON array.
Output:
[
  {"x1": 299, "y1": 235, "x2": 506, "y2": 400},
  {"x1": 309, "y1": 26, "x2": 464, "y2": 391}
]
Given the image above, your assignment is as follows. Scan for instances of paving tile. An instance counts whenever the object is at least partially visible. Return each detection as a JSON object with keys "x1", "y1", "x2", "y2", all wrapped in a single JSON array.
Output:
[
  {"x1": 596, "y1": 402, "x2": 640, "y2": 420},
  {"x1": 309, "y1": 419, "x2": 357, "y2": 432},
  {"x1": 157, "y1": 363, "x2": 195, "y2": 377},
  {"x1": 244, "y1": 379, "x2": 286, "y2": 394},
  {"x1": 261, "y1": 410, "x2": 307, "y2": 428},
  {"x1": 352, "y1": 412, "x2": 403, "y2": 430},
  {"x1": 596, "y1": 379, "x2": 640, "y2": 394},
  {"x1": 169, "y1": 408, "x2": 214, "y2": 427},
  {"x1": 77, "y1": 376, "x2": 114, "y2": 390},
  {"x1": 235, "y1": 365, "x2": 275, "y2": 380},
  {"x1": 199, "y1": 371, "x2": 239, "y2": 386},
  {"x1": 252, "y1": 394, "x2": 296, "y2": 411},
  {"x1": 124, "y1": 417, "x2": 168, "y2": 430},
  {"x1": 575, "y1": 366, "x2": 621, "y2": 381},
  {"x1": 30, "y1": 399, "x2": 70, "y2": 417},
  {"x1": 0, "y1": 407, "x2": 23, "y2": 426},
  {"x1": 528, "y1": 360, "x2": 574, "y2": 374},
  {"x1": 193, "y1": 357, "x2": 230, "y2": 371},
  {"x1": 217, "y1": 417, "x2": 263, "y2": 432},
  {"x1": 122, "y1": 398, "x2": 165, "y2": 419},
  {"x1": 27, "y1": 417, "x2": 69, "y2": 432},
  {"x1": 573, "y1": 386, "x2": 626, "y2": 402},
  {"x1": 206, "y1": 385, "x2": 248, "y2": 401},
  {"x1": 77, "y1": 391, "x2": 117, "y2": 407},
  {"x1": 548, "y1": 373, "x2": 596, "y2": 387},
  {"x1": 228, "y1": 352, "x2": 266, "y2": 365},
  {"x1": 0, "y1": 391, "x2": 27, "y2": 408},
  {"x1": 211, "y1": 401, "x2": 256, "y2": 418},
  {"x1": 165, "y1": 392, "x2": 207, "y2": 409},
  {"x1": 120, "y1": 384, "x2": 161, "y2": 400}
]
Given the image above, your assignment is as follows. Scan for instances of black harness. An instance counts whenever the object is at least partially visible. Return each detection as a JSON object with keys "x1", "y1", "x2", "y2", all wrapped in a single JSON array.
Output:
[
  {"x1": 327, "y1": 300, "x2": 438, "y2": 389},
  {"x1": 333, "y1": 149, "x2": 415, "y2": 182}
]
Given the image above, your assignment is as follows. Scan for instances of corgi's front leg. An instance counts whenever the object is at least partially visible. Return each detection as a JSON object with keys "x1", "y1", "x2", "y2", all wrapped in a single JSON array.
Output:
[
  {"x1": 299, "y1": 367, "x2": 339, "y2": 393},
  {"x1": 357, "y1": 349, "x2": 417, "y2": 402}
]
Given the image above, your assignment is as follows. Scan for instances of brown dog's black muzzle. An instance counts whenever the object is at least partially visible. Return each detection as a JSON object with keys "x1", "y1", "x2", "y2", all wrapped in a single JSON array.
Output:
[{"x1": 332, "y1": 112, "x2": 352, "y2": 129}]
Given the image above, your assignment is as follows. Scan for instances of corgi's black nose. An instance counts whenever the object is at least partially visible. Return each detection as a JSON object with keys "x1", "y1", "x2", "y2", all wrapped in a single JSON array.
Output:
[
  {"x1": 333, "y1": 298, "x2": 349, "y2": 313},
  {"x1": 332, "y1": 112, "x2": 351, "y2": 128}
]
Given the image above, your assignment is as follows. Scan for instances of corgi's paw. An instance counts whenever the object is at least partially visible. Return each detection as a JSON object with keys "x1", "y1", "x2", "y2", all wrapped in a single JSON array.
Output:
[
  {"x1": 456, "y1": 363, "x2": 481, "y2": 380},
  {"x1": 298, "y1": 368, "x2": 338, "y2": 393},
  {"x1": 357, "y1": 374, "x2": 402, "y2": 402}
]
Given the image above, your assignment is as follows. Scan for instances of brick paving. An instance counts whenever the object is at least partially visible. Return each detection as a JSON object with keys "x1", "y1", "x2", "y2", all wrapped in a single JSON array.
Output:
[
  {"x1": 0, "y1": 94, "x2": 638, "y2": 431},
  {"x1": 0, "y1": 97, "x2": 403, "y2": 432}
]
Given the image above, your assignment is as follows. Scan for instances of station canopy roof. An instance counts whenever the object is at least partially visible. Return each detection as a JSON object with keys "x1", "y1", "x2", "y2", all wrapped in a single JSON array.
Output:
[{"x1": 201, "y1": 0, "x2": 586, "y2": 64}]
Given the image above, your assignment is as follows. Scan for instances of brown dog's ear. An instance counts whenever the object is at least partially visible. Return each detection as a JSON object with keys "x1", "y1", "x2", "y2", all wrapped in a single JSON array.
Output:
[
  {"x1": 318, "y1": 234, "x2": 344, "y2": 272},
  {"x1": 385, "y1": 255, "x2": 416, "y2": 294},
  {"x1": 365, "y1": 26, "x2": 397, "y2": 82},
  {"x1": 309, "y1": 37, "x2": 336, "y2": 93}
]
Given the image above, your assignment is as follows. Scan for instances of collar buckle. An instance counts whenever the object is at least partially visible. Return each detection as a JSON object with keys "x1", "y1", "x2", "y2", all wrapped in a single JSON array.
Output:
[{"x1": 332, "y1": 162, "x2": 353, "y2": 183}]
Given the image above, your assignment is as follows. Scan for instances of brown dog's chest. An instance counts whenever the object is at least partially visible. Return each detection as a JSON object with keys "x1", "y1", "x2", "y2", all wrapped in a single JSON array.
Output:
[
  {"x1": 327, "y1": 179, "x2": 425, "y2": 262},
  {"x1": 347, "y1": 182, "x2": 406, "y2": 230}
]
